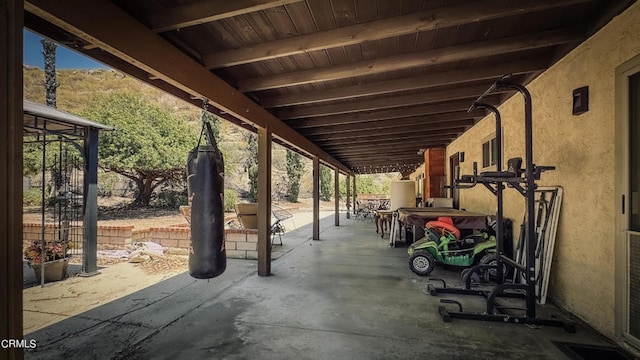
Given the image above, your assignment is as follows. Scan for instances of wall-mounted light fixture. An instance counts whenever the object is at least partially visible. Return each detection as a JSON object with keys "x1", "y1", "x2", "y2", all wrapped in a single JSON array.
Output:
[
  {"x1": 459, "y1": 152, "x2": 465, "y2": 163},
  {"x1": 572, "y1": 86, "x2": 589, "y2": 115}
]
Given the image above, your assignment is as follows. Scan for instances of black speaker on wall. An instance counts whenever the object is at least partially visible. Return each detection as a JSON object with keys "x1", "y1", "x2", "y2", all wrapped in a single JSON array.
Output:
[{"x1": 572, "y1": 86, "x2": 589, "y2": 115}]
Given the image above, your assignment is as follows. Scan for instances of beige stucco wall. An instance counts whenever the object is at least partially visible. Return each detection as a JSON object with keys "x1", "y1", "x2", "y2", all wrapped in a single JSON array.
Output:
[{"x1": 446, "y1": 2, "x2": 640, "y2": 338}]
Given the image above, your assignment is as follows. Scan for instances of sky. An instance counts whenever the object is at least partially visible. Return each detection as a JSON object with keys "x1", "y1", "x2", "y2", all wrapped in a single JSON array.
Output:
[{"x1": 23, "y1": 29, "x2": 108, "y2": 70}]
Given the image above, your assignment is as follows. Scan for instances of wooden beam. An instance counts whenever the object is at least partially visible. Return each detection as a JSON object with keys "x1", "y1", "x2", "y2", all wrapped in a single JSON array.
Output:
[
  {"x1": 313, "y1": 156, "x2": 320, "y2": 240},
  {"x1": 307, "y1": 121, "x2": 471, "y2": 141},
  {"x1": 1, "y1": 0, "x2": 24, "y2": 357},
  {"x1": 329, "y1": 143, "x2": 434, "y2": 156},
  {"x1": 237, "y1": 29, "x2": 581, "y2": 92},
  {"x1": 350, "y1": 161, "x2": 426, "y2": 170},
  {"x1": 319, "y1": 138, "x2": 458, "y2": 150},
  {"x1": 278, "y1": 86, "x2": 502, "y2": 120},
  {"x1": 350, "y1": 159, "x2": 427, "y2": 166},
  {"x1": 285, "y1": 98, "x2": 496, "y2": 128},
  {"x1": 25, "y1": 0, "x2": 350, "y2": 174},
  {"x1": 298, "y1": 114, "x2": 475, "y2": 136},
  {"x1": 315, "y1": 130, "x2": 461, "y2": 146},
  {"x1": 257, "y1": 125, "x2": 272, "y2": 276},
  {"x1": 260, "y1": 59, "x2": 545, "y2": 108},
  {"x1": 325, "y1": 140, "x2": 448, "y2": 153},
  {"x1": 203, "y1": 0, "x2": 588, "y2": 68},
  {"x1": 147, "y1": 0, "x2": 303, "y2": 32},
  {"x1": 338, "y1": 151, "x2": 426, "y2": 159}
]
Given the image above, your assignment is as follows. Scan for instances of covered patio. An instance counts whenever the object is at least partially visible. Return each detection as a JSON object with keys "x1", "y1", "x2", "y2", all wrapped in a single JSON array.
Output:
[{"x1": 2, "y1": 0, "x2": 640, "y2": 358}]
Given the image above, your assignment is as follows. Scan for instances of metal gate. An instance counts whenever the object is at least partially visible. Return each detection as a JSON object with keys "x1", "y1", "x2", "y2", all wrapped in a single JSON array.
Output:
[{"x1": 49, "y1": 144, "x2": 84, "y2": 258}]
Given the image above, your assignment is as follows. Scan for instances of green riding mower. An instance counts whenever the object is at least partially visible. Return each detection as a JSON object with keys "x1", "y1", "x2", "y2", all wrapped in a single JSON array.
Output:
[{"x1": 407, "y1": 217, "x2": 498, "y2": 276}]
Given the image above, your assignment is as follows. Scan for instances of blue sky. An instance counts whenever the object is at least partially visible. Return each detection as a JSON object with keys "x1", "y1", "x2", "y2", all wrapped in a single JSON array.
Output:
[{"x1": 23, "y1": 29, "x2": 108, "y2": 70}]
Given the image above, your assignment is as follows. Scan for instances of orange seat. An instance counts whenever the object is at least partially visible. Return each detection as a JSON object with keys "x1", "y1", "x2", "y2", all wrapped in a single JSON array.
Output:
[{"x1": 426, "y1": 216, "x2": 461, "y2": 240}]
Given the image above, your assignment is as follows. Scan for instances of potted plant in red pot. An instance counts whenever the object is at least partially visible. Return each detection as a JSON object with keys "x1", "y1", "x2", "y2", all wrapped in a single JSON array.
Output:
[{"x1": 24, "y1": 240, "x2": 71, "y2": 283}]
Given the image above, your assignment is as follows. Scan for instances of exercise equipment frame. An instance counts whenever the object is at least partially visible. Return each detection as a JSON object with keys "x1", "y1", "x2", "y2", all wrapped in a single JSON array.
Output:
[{"x1": 426, "y1": 75, "x2": 574, "y2": 332}]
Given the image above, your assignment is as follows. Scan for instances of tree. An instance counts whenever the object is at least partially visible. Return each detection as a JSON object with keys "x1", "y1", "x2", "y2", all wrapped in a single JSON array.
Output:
[
  {"x1": 285, "y1": 150, "x2": 304, "y2": 202},
  {"x1": 320, "y1": 165, "x2": 332, "y2": 201},
  {"x1": 244, "y1": 132, "x2": 258, "y2": 202},
  {"x1": 81, "y1": 92, "x2": 198, "y2": 206}
]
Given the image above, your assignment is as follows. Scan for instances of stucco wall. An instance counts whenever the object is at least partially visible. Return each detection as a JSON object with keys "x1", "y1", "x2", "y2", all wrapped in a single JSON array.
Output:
[{"x1": 446, "y1": 2, "x2": 640, "y2": 338}]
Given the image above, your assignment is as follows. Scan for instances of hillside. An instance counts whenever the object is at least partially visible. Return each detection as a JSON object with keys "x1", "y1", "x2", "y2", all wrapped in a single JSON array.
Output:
[{"x1": 23, "y1": 65, "x2": 397, "y2": 200}]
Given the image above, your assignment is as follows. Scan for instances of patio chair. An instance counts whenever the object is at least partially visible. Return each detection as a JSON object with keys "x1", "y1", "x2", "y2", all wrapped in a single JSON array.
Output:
[
  {"x1": 353, "y1": 200, "x2": 366, "y2": 220},
  {"x1": 271, "y1": 205, "x2": 293, "y2": 245}
]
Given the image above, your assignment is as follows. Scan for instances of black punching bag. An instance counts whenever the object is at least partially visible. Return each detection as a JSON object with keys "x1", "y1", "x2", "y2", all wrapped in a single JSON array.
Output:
[{"x1": 187, "y1": 136, "x2": 226, "y2": 278}]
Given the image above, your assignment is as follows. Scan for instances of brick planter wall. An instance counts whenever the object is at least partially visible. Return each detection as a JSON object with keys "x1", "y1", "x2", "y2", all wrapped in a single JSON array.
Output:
[{"x1": 23, "y1": 223, "x2": 260, "y2": 260}]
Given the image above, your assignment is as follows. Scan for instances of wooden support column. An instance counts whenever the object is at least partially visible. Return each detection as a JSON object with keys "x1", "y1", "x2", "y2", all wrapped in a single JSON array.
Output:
[
  {"x1": 257, "y1": 125, "x2": 272, "y2": 276},
  {"x1": 346, "y1": 174, "x2": 351, "y2": 219},
  {"x1": 352, "y1": 175, "x2": 357, "y2": 204},
  {"x1": 313, "y1": 156, "x2": 320, "y2": 240},
  {"x1": 334, "y1": 167, "x2": 340, "y2": 226},
  {"x1": 1, "y1": 0, "x2": 24, "y2": 357}
]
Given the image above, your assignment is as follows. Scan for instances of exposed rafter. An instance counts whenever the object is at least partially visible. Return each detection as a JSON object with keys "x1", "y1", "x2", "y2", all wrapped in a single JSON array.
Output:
[
  {"x1": 237, "y1": 29, "x2": 581, "y2": 92},
  {"x1": 298, "y1": 115, "x2": 475, "y2": 137},
  {"x1": 310, "y1": 127, "x2": 467, "y2": 143},
  {"x1": 203, "y1": 0, "x2": 588, "y2": 68},
  {"x1": 277, "y1": 86, "x2": 504, "y2": 120},
  {"x1": 146, "y1": 0, "x2": 304, "y2": 33},
  {"x1": 260, "y1": 59, "x2": 546, "y2": 108},
  {"x1": 285, "y1": 98, "x2": 497, "y2": 129}
]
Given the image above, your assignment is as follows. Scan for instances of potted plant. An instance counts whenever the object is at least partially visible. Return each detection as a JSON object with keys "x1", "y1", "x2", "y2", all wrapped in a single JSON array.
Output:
[{"x1": 24, "y1": 240, "x2": 72, "y2": 283}]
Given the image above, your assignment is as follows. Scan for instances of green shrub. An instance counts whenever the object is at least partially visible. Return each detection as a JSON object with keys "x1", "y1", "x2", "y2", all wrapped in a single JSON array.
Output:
[
  {"x1": 23, "y1": 188, "x2": 42, "y2": 206},
  {"x1": 224, "y1": 189, "x2": 238, "y2": 212},
  {"x1": 154, "y1": 188, "x2": 188, "y2": 208}
]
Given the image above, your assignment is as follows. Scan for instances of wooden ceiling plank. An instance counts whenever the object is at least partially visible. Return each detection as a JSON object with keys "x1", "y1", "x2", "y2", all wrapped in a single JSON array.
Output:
[
  {"x1": 324, "y1": 138, "x2": 447, "y2": 151},
  {"x1": 330, "y1": 146, "x2": 433, "y2": 156},
  {"x1": 260, "y1": 58, "x2": 546, "y2": 107},
  {"x1": 277, "y1": 84, "x2": 501, "y2": 120},
  {"x1": 309, "y1": 125, "x2": 468, "y2": 142},
  {"x1": 314, "y1": 130, "x2": 462, "y2": 146},
  {"x1": 146, "y1": 0, "x2": 304, "y2": 33},
  {"x1": 24, "y1": 0, "x2": 350, "y2": 174},
  {"x1": 237, "y1": 28, "x2": 581, "y2": 91},
  {"x1": 287, "y1": 97, "x2": 498, "y2": 128},
  {"x1": 341, "y1": 153, "x2": 425, "y2": 161},
  {"x1": 298, "y1": 115, "x2": 475, "y2": 136},
  {"x1": 203, "y1": 0, "x2": 588, "y2": 68}
]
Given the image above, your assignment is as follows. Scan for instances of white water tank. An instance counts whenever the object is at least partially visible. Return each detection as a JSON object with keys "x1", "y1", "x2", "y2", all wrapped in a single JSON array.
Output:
[{"x1": 390, "y1": 180, "x2": 416, "y2": 210}]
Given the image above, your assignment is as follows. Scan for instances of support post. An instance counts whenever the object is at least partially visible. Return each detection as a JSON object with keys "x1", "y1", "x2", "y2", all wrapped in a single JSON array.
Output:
[
  {"x1": 346, "y1": 173, "x2": 351, "y2": 219},
  {"x1": 0, "y1": 0, "x2": 24, "y2": 357},
  {"x1": 313, "y1": 156, "x2": 320, "y2": 240},
  {"x1": 352, "y1": 174, "x2": 357, "y2": 205},
  {"x1": 334, "y1": 167, "x2": 340, "y2": 226},
  {"x1": 258, "y1": 126, "x2": 272, "y2": 276},
  {"x1": 83, "y1": 128, "x2": 99, "y2": 274}
]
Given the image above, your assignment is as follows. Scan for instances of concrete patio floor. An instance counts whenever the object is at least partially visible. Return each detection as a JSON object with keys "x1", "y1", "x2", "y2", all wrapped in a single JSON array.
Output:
[{"x1": 24, "y1": 213, "x2": 619, "y2": 360}]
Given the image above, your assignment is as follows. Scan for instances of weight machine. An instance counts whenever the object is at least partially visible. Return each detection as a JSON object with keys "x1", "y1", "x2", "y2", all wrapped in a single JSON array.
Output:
[{"x1": 427, "y1": 75, "x2": 574, "y2": 332}]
